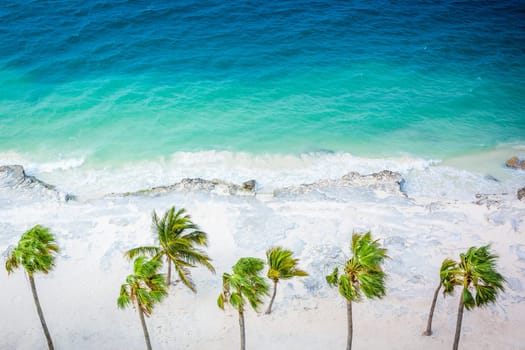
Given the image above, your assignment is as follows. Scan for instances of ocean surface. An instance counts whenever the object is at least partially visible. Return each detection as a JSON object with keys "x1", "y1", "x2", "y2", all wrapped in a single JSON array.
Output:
[{"x1": 1, "y1": 0, "x2": 524, "y2": 196}]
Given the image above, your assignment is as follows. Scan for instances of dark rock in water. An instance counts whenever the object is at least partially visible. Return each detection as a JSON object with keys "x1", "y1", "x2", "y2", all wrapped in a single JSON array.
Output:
[
  {"x1": 484, "y1": 175, "x2": 500, "y2": 182},
  {"x1": 0, "y1": 164, "x2": 74, "y2": 201},
  {"x1": 505, "y1": 156, "x2": 525, "y2": 169},
  {"x1": 64, "y1": 193, "x2": 77, "y2": 201},
  {"x1": 518, "y1": 187, "x2": 525, "y2": 201},
  {"x1": 506, "y1": 156, "x2": 518, "y2": 168},
  {"x1": 242, "y1": 180, "x2": 256, "y2": 191}
]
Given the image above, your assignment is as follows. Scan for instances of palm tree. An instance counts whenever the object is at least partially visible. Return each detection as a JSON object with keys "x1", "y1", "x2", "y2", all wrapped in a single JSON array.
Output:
[
  {"x1": 326, "y1": 231, "x2": 388, "y2": 350},
  {"x1": 5, "y1": 225, "x2": 59, "y2": 350},
  {"x1": 125, "y1": 206, "x2": 215, "y2": 290},
  {"x1": 217, "y1": 257, "x2": 269, "y2": 350},
  {"x1": 423, "y1": 258, "x2": 458, "y2": 336},
  {"x1": 444, "y1": 245, "x2": 505, "y2": 350},
  {"x1": 117, "y1": 256, "x2": 168, "y2": 350},
  {"x1": 265, "y1": 246, "x2": 308, "y2": 314}
]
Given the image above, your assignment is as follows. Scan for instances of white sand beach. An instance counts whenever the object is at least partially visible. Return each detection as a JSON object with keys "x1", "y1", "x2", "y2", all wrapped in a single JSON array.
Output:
[{"x1": 1, "y1": 158, "x2": 524, "y2": 350}]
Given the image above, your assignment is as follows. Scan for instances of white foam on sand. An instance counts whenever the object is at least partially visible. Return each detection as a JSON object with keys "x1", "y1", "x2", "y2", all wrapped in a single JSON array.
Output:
[{"x1": 1, "y1": 151, "x2": 525, "y2": 349}]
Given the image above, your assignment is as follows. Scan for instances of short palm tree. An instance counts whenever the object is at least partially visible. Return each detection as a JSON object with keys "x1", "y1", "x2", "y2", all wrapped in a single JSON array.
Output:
[
  {"x1": 125, "y1": 206, "x2": 215, "y2": 290},
  {"x1": 5, "y1": 225, "x2": 59, "y2": 350},
  {"x1": 444, "y1": 245, "x2": 505, "y2": 350},
  {"x1": 265, "y1": 246, "x2": 308, "y2": 314},
  {"x1": 217, "y1": 257, "x2": 269, "y2": 350},
  {"x1": 118, "y1": 256, "x2": 168, "y2": 350},
  {"x1": 326, "y1": 232, "x2": 388, "y2": 350},
  {"x1": 423, "y1": 258, "x2": 458, "y2": 336}
]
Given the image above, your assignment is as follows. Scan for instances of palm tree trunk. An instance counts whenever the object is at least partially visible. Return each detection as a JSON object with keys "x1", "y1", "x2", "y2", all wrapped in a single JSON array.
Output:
[
  {"x1": 238, "y1": 309, "x2": 246, "y2": 350},
  {"x1": 29, "y1": 275, "x2": 54, "y2": 350},
  {"x1": 423, "y1": 282, "x2": 442, "y2": 336},
  {"x1": 346, "y1": 300, "x2": 353, "y2": 350},
  {"x1": 452, "y1": 291, "x2": 465, "y2": 350},
  {"x1": 265, "y1": 280, "x2": 278, "y2": 314},
  {"x1": 166, "y1": 256, "x2": 171, "y2": 286},
  {"x1": 138, "y1": 306, "x2": 152, "y2": 350}
]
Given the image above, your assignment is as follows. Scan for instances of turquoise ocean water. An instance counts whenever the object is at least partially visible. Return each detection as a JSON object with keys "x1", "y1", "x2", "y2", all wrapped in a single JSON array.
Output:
[{"x1": 1, "y1": 0, "x2": 524, "y2": 168}]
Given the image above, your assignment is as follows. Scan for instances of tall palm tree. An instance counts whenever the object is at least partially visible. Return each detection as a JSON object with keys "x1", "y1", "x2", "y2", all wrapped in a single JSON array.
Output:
[
  {"x1": 423, "y1": 258, "x2": 458, "y2": 336},
  {"x1": 125, "y1": 206, "x2": 215, "y2": 290},
  {"x1": 118, "y1": 256, "x2": 168, "y2": 350},
  {"x1": 265, "y1": 246, "x2": 308, "y2": 314},
  {"x1": 217, "y1": 257, "x2": 269, "y2": 350},
  {"x1": 5, "y1": 225, "x2": 59, "y2": 350},
  {"x1": 444, "y1": 245, "x2": 505, "y2": 350},
  {"x1": 326, "y1": 232, "x2": 388, "y2": 350}
]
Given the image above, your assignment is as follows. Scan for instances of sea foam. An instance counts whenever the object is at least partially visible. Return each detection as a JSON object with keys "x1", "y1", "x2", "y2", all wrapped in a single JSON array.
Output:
[{"x1": 1, "y1": 149, "x2": 523, "y2": 203}]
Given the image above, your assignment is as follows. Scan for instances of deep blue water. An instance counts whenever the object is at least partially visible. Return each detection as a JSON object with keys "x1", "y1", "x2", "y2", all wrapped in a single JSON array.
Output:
[{"x1": 1, "y1": 0, "x2": 524, "y2": 163}]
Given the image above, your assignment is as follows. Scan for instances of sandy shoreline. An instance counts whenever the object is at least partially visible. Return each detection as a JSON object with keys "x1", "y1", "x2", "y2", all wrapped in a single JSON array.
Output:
[{"x1": 1, "y1": 167, "x2": 525, "y2": 349}]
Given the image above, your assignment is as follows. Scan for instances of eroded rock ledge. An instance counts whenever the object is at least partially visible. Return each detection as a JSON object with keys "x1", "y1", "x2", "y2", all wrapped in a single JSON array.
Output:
[
  {"x1": 273, "y1": 170, "x2": 406, "y2": 197},
  {"x1": 108, "y1": 178, "x2": 257, "y2": 197},
  {"x1": 0, "y1": 165, "x2": 74, "y2": 201},
  {"x1": 109, "y1": 170, "x2": 406, "y2": 198}
]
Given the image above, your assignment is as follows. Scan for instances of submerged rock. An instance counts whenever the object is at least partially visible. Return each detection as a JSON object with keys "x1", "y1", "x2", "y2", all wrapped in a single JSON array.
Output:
[
  {"x1": 505, "y1": 156, "x2": 525, "y2": 169},
  {"x1": 484, "y1": 174, "x2": 500, "y2": 182},
  {"x1": 0, "y1": 165, "x2": 74, "y2": 201},
  {"x1": 242, "y1": 179, "x2": 256, "y2": 191},
  {"x1": 518, "y1": 187, "x2": 525, "y2": 201}
]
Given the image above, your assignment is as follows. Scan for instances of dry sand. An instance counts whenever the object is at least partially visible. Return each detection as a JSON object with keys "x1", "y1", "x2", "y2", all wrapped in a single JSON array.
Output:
[{"x1": 1, "y1": 187, "x2": 524, "y2": 350}]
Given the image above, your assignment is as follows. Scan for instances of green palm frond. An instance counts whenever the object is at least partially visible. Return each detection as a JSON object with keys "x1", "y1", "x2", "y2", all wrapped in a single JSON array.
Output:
[
  {"x1": 358, "y1": 270, "x2": 386, "y2": 299},
  {"x1": 126, "y1": 206, "x2": 215, "y2": 292},
  {"x1": 117, "y1": 256, "x2": 168, "y2": 317},
  {"x1": 233, "y1": 257, "x2": 265, "y2": 276},
  {"x1": 170, "y1": 246, "x2": 215, "y2": 272},
  {"x1": 230, "y1": 292, "x2": 245, "y2": 310},
  {"x1": 338, "y1": 274, "x2": 358, "y2": 301},
  {"x1": 266, "y1": 246, "x2": 308, "y2": 282},
  {"x1": 326, "y1": 267, "x2": 339, "y2": 287},
  {"x1": 217, "y1": 293, "x2": 226, "y2": 309},
  {"x1": 462, "y1": 288, "x2": 475, "y2": 310},
  {"x1": 458, "y1": 245, "x2": 505, "y2": 308},
  {"x1": 440, "y1": 245, "x2": 505, "y2": 310},
  {"x1": 117, "y1": 285, "x2": 131, "y2": 309},
  {"x1": 440, "y1": 258, "x2": 460, "y2": 295},
  {"x1": 326, "y1": 231, "x2": 388, "y2": 303},
  {"x1": 218, "y1": 257, "x2": 270, "y2": 314},
  {"x1": 175, "y1": 264, "x2": 195, "y2": 291},
  {"x1": 5, "y1": 225, "x2": 59, "y2": 277},
  {"x1": 124, "y1": 246, "x2": 161, "y2": 260}
]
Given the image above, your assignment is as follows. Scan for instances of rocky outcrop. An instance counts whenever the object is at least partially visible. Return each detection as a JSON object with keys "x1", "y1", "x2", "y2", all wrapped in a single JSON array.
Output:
[
  {"x1": 474, "y1": 193, "x2": 504, "y2": 208},
  {"x1": 341, "y1": 170, "x2": 405, "y2": 193},
  {"x1": 111, "y1": 177, "x2": 256, "y2": 197},
  {"x1": 109, "y1": 170, "x2": 405, "y2": 198},
  {"x1": 505, "y1": 157, "x2": 525, "y2": 170},
  {"x1": 0, "y1": 165, "x2": 74, "y2": 201},
  {"x1": 242, "y1": 180, "x2": 256, "y2": 191},
  {"x1": 274, "y1": 170, "x2": 406, "y2": 197},
  {"x1": 518, "y1": 187, "x2": 525, "y2": 201}
]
